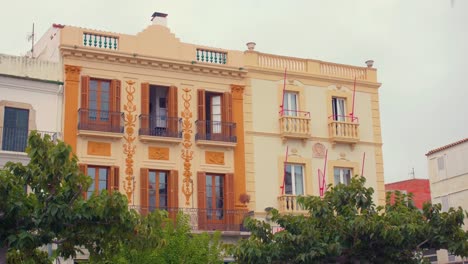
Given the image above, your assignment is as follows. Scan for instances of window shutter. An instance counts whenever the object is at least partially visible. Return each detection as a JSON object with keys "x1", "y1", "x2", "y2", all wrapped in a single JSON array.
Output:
[
  {"x1": 108, "y1": 166, "x2": 119, "y2": 194},
  {"x1": 80, "y1": 76, "x2": 90, "y2": 126},
  {"x1": 167, "y1": 86, "x2": 178, "y2": 135},
  {"x1": 140, "y1": 168, "x2": 149, "y2": 215},
  {"x1": 141, "y1": 83, "x2": 150, "y2": 134},
  {"x1": 169, "y1": 170, "x2": 179, "y2": 208},
  {"x1": 79, "y1": 164, "x2": 88, "y2": 199},
  {"x1": 110, "y1": 79, "x2": 121, "y2": 132},
  {"x1": 222, "y1": 92, "x2": 232, "y2": 138},
  {"x1": 197, "y1": 171, "x2": 207, "y2": 229},
  {"x1": 197, "y1": 89, "x2": 206, "y2": 139},
  {"x1": 111, "y1": 79, "x2": 121, "y2": 112},
  {"x1": 225, "y1": 173, "x2": 235, "y2": 230},
  {"x1": 81, "y1": 76, "x2": 90, "y2": 109},
  {"x1": 168, "y1": 170, "x2": 179, "y2": 220}
]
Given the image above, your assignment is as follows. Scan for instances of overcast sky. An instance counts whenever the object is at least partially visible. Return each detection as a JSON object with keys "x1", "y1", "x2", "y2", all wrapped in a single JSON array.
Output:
[{"x1": 1, "y1": 0, "x2": 467, "y2": 183}]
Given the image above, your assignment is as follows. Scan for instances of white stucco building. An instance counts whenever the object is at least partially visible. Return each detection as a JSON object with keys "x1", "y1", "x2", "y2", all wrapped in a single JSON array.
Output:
[
  {"x1": 426, "y1": 138, "x2": 468, "y2": 264},
  {"x1": 0, "y1": 54, "x2": 63, "y2": 167}
]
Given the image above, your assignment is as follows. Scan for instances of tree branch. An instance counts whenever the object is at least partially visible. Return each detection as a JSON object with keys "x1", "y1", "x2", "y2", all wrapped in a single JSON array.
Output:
[
  {"x1": 417, "y1": 239, "x2": 428, "y2": 249},
  {"x1": 52, "y1": 238, "x2": 68, "y2": 245}
]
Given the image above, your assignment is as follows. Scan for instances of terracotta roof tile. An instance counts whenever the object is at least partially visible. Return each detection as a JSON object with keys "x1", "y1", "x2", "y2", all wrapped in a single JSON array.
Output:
[{"x1": 425, "y1": 138, "x2": 468, "y2": 156}]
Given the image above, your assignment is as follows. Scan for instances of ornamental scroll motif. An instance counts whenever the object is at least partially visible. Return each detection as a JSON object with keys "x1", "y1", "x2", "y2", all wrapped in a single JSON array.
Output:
[
  {"x1": 181, "y1": 88, "x2": 194, "y2": 206},
  {"x1": 148, "y1": 147, "x2": 169, "y2": 160},
  {"x1": 205, "y1": 151, "x2": 225, "y2": 165},
  {"x1": 123, "y1": 80, "x2": 137, "y2": 203}
]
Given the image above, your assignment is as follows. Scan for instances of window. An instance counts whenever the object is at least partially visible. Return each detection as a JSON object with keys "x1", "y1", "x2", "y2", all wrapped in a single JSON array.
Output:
[
  {"x1": 437, "y1": 156, "x2": 445, "y2": 171},
  {"x1": 86, "y1": 166, "x2": 109, "y2": 199},
  {"x1": 80, "y1": 165, "x2": 119, "y2": 199},
  {"x1": 88, "y1": 79, "x2": 111, "y2": 122},
  {"x1": 140, "y1": 169, "x2": 178, "y2": 215},
  {"x1": 197, "y1": 172, "x2": 235, "y2": 230},
  {"x1": 284, "y1": 164, "x2": 304, "y2": 195},
  {"x1": 206, "y1": 174, "x2": 224, "y2": 220},
  {"x1": 206, "y1": 93, "x2": 223, "y2": 134},
  {"x1": 441, "y1": 195, "x2": 450, "y2": 212},
  {"x1": 282, "y1": 92, "x2": 298, "y2": 116},
  {"x1": 140, "y1": 84, "x2": 178, "y2": 137},
  {"x1": 332, "y1": 97, "x2": 346, "y2": 122},
  {"x1": 2, "y1": 107, "x2": 29, "y2": 152},
  {"x1": 148, "y1": 170, "x2": 168, "y2": 211},
  {"x1": 334, "y1": 167, "x2": 352, "y2": 186},
  {"x1": 80, "y1": 76, "x2": 121, "y2": 132},
  {"x1": 196, "y1": 89, "x2": 234, "y2": 142}
]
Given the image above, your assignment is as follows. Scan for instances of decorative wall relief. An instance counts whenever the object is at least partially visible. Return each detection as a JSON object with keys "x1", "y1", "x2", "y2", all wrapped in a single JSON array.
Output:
[
  {"x1": 123, "y1": 80, "x2": 136, "y2": 203},
  {"x1": 181, "y1": 88, "x2": 194, "y2": 206},
  {"x1": 312, "y1": 143, "x2": 326, "y2": 158},
  {"x1": 148, "y1": 147, "x2": 169, "y2": 160},
  {"x1": 87, "y1": 141, "x2": 111, "y2": 156},
  {"x1": 205, "y1": 151, "x2": 225, "y2": 165}
]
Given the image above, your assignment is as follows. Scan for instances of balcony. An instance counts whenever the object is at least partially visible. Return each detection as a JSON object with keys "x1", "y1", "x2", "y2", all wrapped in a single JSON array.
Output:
[
  {"x1": 130, "y1": 206, "x2": 249, "y2": 233},
  {"x1": 328, "y1": 115, "x2": 359, "y2": 148},
  {"x1": 78, "y1": 109, "x2": 123, "y2": 138},
  {"x1": 0, "y1": 127, "x2": 60, "y2": 152},
  {"x1": 196, "y1": 48, "x2": 227, "y2": 64},
  {"x1": 138, "y1": 115, "x2": 182, "y2": 144},
  {"x1": 82, "y1": 32, "x2": 118, "y2": 50},
  {"x1": 279, "y1": 110, "x2": 311, "y2": 141},
  {"x1": 195, "y1": 120, "x2": 237, "y2": 147},
  {"x1": 277, "y1": 195, "x2": 307, "y2": 214}
]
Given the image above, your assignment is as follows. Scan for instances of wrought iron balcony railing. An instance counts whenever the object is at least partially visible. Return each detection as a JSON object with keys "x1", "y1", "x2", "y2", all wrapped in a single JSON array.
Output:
[
  {"x1": 129, "y1": 206, "x2": 249, "y2": 232},
  {"x1": 78, "y1": 108, "x2": 124, "y2": 133},
  {"x1": 195, "y1": 120, "x2": 237, "y2": 143},
  {"x1": 0, "y1": 127, "x2": 60, "y2": 152},
  {"x1": 138, "y1": 114, "x2": 182, "y2": 138}
]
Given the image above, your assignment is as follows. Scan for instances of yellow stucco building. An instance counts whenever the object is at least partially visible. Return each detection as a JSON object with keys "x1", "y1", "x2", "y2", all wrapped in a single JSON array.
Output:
[{"x1": 33, "y1": 12, "x2": 384, "y2": 234}]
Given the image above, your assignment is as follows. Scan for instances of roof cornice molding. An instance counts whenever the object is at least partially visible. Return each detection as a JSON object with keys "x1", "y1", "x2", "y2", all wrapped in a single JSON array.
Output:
[
  {"x1": 60, "y1": 45, "x2": 247, "y2": 80},
  {"x1": 245, "y1": 66, "x2": 382, "y2": 89}
]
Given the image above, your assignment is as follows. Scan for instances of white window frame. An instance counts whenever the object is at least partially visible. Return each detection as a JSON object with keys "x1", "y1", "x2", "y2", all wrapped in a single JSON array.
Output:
[
  {"x1": 283, "y1": 91, "x2": 299, "y2": 117},
  {"x1": 284, "y1": 163, "x2": 305, "y2": 195},
  {"x1": 332, "y1": 97, "x2": 346, "y2": 122},
  {"x1": 334, "y1": 167, "x2": 352, "y2": 186}
]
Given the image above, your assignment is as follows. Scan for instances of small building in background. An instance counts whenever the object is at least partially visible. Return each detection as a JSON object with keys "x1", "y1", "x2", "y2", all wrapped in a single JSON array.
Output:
[
  {"x1": 426, "y1": 138, "x2": 468, "y2": 264},
  {"x1": 0, "y1": 54, "x2": 62, "y2": 167},
  {"x1": 385, "y1": 178, "x2": 431, "y2": 210}
]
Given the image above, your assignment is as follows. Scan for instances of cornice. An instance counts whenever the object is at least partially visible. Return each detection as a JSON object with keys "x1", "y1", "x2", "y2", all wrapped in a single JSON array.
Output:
[
  {"x1": 245, "y1": 130, "x2": 383, "y2": 146},
  {"x1": 0, "y1": 77, "x2": 61, "y2": 95},
  {"x1": 60, "y1": 45, "x2": 248, "y2": 80},
  {"x1": 245, "y1": 66, "x2": 382, "y2": 89}
]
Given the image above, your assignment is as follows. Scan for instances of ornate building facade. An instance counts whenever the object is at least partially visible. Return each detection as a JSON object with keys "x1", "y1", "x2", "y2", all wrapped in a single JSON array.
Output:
[{"x1": 32, "y1": 12, "x2": 385, "y2": 239}]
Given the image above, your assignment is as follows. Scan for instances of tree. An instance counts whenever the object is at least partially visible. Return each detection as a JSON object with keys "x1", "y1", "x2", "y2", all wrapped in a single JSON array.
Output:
[
  {"x1": 0, "y1": 132, "x2": 137, "y2": 262},
  {"x1": 232, "y1": 177, "x2": 468, "y2": 263},
  {"x1": 94, "y1": 210, "x2": 225, "y2": 264}
]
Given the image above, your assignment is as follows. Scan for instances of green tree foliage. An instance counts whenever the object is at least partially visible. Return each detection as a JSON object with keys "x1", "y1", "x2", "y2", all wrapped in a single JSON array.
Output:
[
  {"x1": 95, "y1": 211, "x2": 225, "y2": 264},
  {"x1": 6, "y1": 249, "x2": 51, "y2": 264},
  {"x1": 232, "y1": 177, "x2": 468, "y2": 264},
  {"x1": 0, "y1": 132, "x2": 137, "y2": 262}
]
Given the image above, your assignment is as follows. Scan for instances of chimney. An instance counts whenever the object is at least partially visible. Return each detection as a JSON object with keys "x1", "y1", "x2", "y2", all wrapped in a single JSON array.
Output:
[{"x1": 151, "y1": 12, "x2": 168, "y2": 27}]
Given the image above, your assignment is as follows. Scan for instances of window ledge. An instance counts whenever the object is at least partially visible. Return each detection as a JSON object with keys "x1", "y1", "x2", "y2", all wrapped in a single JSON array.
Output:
[
  {"x1": 196, "y1": 140, "x2": 236, "y2": 148},
  {"x1": 77, "y1": 130, "x2": 123, "y2": 140},
  {"x1": 138, "y1": 135, "x2": 182, "y2": 145}
]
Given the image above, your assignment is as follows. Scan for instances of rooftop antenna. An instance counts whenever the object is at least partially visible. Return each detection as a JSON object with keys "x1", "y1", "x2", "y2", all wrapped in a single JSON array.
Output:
[
  {"x1": 409, "y1": 167, "x2": 415, "y2": 179},
  {"x1": 27, "y1": 23, "x2": 35, "y2": 58}
]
